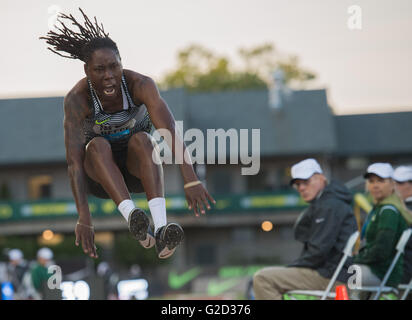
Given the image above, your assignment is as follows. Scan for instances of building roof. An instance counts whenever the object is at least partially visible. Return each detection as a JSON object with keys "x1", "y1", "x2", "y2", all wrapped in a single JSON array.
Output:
[
  {"x1": 187, "y1": 89, "x2": 337, "y2": 156},
  {"x1": 335, "y1": 112, "x2": 412, "y2": 155}
]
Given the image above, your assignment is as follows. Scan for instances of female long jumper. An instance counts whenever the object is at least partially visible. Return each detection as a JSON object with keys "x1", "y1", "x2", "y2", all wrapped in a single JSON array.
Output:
[{"x1": 40, "y1": 8, "x2": 215, "y2": 259}]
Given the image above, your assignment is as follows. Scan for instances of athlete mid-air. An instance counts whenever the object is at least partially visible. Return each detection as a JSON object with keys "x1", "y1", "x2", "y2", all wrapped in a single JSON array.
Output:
[{"x1": 40, "y1": 8, "x2": 215, "y2": 259}]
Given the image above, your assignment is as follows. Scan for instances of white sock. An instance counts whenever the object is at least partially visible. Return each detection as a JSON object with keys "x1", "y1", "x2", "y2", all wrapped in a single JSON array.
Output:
[
  {"x1": 148, "y1": 197, "x2": 167, "y2": 233},
  {"x1": 118, "y1": 199, "x2": 135, "y2": 222}
]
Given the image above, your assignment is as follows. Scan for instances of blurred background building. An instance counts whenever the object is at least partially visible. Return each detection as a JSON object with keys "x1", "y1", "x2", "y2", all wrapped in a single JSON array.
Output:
[
  {"x1": 0, "y1": 85, "x2": 411, "y2": 299},
  {"x1": 1, "y1": 0, "x2": 411, "y2": 300}
]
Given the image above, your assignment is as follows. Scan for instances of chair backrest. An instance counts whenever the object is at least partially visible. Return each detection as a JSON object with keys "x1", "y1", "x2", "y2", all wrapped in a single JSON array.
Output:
[
  {"x1": 320, "y1": 230, "x2": 360, "y2": 300},
  {"x1": 343, "y1": 231, "x2": 360, "y2": 256},
  {"x1": 372, "y1": 228, "x2": 412, "y2": 300},
  {"x1": 396, "y1": 228, "x2": 412, "y2": 253}
]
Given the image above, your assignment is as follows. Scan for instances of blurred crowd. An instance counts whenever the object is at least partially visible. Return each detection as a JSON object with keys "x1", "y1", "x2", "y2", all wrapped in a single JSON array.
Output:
[
  {"x1": 0, "y1": 246, "x2": 145, "y2": 300},
  {"x1": 0, "y1": 247, "x2": 55, "y2": 300}
]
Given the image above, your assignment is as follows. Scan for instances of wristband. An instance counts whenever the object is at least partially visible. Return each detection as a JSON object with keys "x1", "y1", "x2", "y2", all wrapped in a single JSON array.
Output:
[
  {"x1": 77, "y1": 222, "x2": 94, "y2": 230},
  {"x1": 184, "y1": 180, "x2": 202, "y2": 189}
]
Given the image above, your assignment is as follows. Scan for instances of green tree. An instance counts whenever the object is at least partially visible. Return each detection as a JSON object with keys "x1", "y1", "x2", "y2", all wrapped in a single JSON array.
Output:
[
  {"x1": 160, "y1": 43, "x2": 316, "y2": 92},
  {"x1": 238, "y1": 43, "x2": 316, "y2": 85}
]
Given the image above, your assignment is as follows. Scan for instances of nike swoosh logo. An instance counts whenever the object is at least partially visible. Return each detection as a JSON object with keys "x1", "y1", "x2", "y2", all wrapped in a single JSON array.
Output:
[
  {"x1": 168, "y1": 267, "x2": 202, "y2": 289},
  {"x1": 95, "y1": 118, "x2": 110, "y2": 125},
  {"x1": 207, "y1": 278, "x2": 240, "y2": 296},
  {"x1": 139, "y1": 234, "x2": 155, "y2": 248},
  {"x1": 316, "y1": 218, "x2": 325, "y2": 223}
]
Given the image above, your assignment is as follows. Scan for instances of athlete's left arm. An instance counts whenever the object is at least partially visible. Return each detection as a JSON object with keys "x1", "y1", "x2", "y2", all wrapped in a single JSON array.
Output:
[{"x1": 137, "y1": 77, "x2": 216, "y2": 217}]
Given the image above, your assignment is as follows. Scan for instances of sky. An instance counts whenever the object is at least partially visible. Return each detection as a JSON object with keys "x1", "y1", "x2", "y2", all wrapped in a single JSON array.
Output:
[{"x1": 1, "y1": 0, "x2": 411, "y2": 115}]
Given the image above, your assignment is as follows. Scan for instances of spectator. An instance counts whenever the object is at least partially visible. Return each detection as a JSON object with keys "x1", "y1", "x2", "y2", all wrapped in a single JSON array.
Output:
[
  {"x1": 393, "y1": 166, "x2": 412, "y2": 211},
  {"x1": 97, "y1": 261, "x2": 119, "y2": 299},
  {"x1": 352, "y1": 163, "x2": 409, "y2": 298},
  {"x1": 253, "y1": 158, "x2": 357, "y2": 300},
  {"x1": 6, "y1": 249, "x2": 29, "y2": 299},
  {"x1": 393, "y1": 165, "x2": 412, "y2": 284},
  {"x1": 29, "y1": 247, "x2": 54, "y2": 299}
]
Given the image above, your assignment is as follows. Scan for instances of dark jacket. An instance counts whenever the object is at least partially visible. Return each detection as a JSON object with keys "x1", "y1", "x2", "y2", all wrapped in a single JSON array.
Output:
[{"x1": 288, "y1": 180, "x2": 358, "y2": 283}]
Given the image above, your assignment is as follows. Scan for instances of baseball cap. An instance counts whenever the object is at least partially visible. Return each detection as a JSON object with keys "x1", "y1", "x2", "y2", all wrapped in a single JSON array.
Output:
[
  {"x1": 364, "y1": 163, "x2": 394, "y2": 179},
  {"x1": 37, "y1": 247, "x2": 53, "y2": 260},
  {"x1": 393, "y1": 166, "x2": 412, "y2": 183},
  {"x1": 8, "y1": 249, "x2": 23, "y2": 261},
  {"x1": 290, "y1": 158, "x2": 323, "y2": 185}
]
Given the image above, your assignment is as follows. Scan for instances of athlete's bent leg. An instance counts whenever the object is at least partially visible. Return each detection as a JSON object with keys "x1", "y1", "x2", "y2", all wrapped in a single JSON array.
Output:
[
  {"x1": 126, "y1": 131, "x2": 164, "y2": 200},
  {"x1": 126, "y1": 132, "x2": 184, "y2": 258},
  {"x1": 127, "y1": 132, "x2": 166, "y2": 232},
  {"x1": 84, "y1": 137, "x2": 130, "y2": 205},
  {"x1": 84, "y1": 137, "x2": 153, "y2": 247}
]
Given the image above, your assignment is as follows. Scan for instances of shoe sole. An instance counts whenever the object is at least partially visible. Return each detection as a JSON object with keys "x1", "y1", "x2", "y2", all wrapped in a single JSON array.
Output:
[
  {"x1": 158, "y1": 223, "x2": 184, "y2": 259},
  {"x1": 128, "y1": 209, "x2": 150, "y2": 241}
]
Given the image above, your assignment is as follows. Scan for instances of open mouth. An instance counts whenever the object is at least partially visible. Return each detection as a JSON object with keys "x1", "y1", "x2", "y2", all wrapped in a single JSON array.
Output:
[{"x1": 103, "y1": 86, "x2": 116, "y2": 96}]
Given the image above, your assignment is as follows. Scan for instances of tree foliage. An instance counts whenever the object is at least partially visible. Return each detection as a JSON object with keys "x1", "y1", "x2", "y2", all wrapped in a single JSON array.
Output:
[{"x1": 160, "y1": 43, "x2": 316, "y2": 92}]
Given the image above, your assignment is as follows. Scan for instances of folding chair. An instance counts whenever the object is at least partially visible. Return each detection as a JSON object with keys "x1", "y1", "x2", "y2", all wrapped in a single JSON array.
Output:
[
  {"x1": 398, "y1": 279, "x2": 412, "y2": 300},
  {"x1": 353, "y1": 228, "x2": 412, "y2": 300},
  {"x1": 286, "y1": 231, "x2": 359, "y2": 300},
  {"x1": 398, "y1": 234, "x2": 412, "y2": 300}
]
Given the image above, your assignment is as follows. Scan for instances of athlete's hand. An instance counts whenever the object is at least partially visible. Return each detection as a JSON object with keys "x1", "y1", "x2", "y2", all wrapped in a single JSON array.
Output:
[
  {"x1": 75, "y1": 221, "x2": 98, "y2": 259},
  {"x1": 184, "y1": 184, "x2": 216, "y2": 217}
]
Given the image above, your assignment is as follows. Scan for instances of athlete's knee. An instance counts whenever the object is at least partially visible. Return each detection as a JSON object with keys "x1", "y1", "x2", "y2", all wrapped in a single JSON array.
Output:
[
  {"x1": 128, "y1": 132, "x2": 155, "y2": 151},
  {"x1": 86, "y1": 137, "x2": 112, "y2": 155}
]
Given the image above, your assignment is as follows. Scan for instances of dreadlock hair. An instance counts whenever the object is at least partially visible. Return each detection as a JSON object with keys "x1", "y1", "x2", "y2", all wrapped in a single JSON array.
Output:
[{"x1": 40, "y1": 8, "x2": 120, "y2": 64}]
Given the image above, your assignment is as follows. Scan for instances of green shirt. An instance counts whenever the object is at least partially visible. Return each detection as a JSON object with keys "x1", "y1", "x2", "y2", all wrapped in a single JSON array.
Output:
[
  {"x1": 31, "y1": 263, "x2": 51, "y2": 291},
  {"x1": 355, "y1": 194, "x2": 408, "y2": 286}
]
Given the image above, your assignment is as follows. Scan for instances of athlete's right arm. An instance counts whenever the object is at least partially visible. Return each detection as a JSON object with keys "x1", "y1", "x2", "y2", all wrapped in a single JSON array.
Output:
[{"x1": 63, "y1": 91, "x2": 98, "y2": 258}]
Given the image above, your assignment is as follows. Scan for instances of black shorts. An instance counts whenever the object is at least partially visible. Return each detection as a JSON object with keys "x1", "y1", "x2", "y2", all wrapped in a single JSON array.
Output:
[{"x1": 85, "y1": 143, "x2": 144, "y2": 199}]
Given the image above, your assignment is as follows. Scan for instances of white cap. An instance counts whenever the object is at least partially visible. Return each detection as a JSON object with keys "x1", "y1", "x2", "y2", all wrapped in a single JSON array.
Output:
[
  {"x1": 393, "y1": 166, "x2": 412, "y2": 183},
  {"x1": 290, "y1": 158, "x2": 323, "y2": 184},
  {"x1": 364, "y1": 163, "x2": 394, "y2": 179},
  {"x1": 8, "y1": 249, "x2": 23, "y2": 261},
  {"x1": 37, "y1": 247, "x2": 53, "y2": 260}
]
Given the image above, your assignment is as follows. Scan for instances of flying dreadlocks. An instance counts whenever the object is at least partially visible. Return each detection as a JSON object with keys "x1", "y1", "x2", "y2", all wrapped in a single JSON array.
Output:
[{"x1": 40, "y1": 8, "x2": 118, "y2": 63}]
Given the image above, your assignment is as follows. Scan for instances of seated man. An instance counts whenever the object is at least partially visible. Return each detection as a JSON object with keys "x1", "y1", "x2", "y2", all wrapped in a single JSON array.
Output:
[{"x1": 253, "y1": 158, "x2": 358, "y2": 300}]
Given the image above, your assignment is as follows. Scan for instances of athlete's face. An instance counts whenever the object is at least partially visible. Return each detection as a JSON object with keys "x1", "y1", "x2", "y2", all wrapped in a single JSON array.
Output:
[
  {"x1": 84, "y1": 48, "x2": 123, "y2": 101},
  {"x1": 366, "y1": 174, "x2": 394, "y2": 203}
]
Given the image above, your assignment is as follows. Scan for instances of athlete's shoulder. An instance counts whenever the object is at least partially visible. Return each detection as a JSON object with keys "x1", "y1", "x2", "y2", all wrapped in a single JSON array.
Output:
[
  {"x1": 65, "y1": 78, "x2": 88, "y2": 100},
  {"x1": 123, "y1": 69, "x2": 152, "y2": 82},
  {"x1": 123, "y1": 69, "x2": 157, "y2": 89},
  {"x1": 123, "y1": 70, "x2": 160, "y2": 105},
  {"x1": 64, "y1": 78, "x2": 91, "y2": 115}
]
